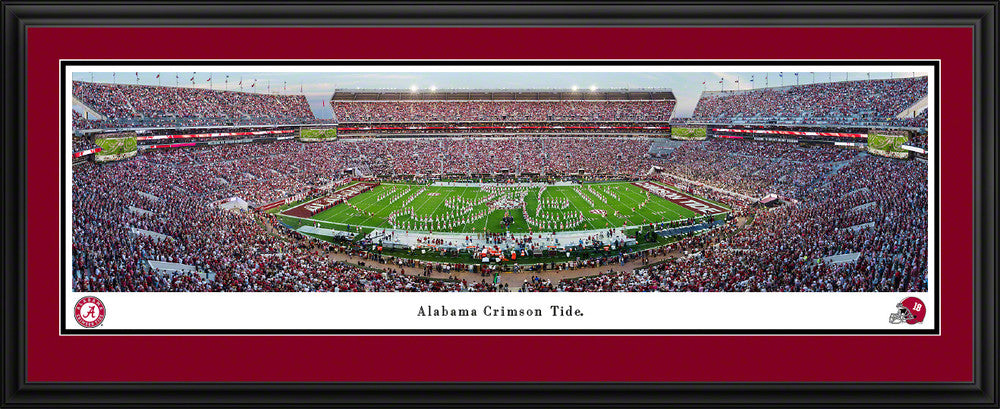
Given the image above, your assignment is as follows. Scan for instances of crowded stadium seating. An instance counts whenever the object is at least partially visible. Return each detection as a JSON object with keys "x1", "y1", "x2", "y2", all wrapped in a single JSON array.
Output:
[
  {"x1": 72, "y1": 135, "x2": 927, "y2": 292},
  {"x1": 535, "y1": 153, "x2": 927, "y2": 292},
  {"x1": 333, "y1": 100, "x2": 676, "y2": 122},
  {"x1": 71, "y1": 137, "x2": 661, "y2": 292},
  {"x1": 691, "y1": 76, "x2": 928, "y2": 127},
  {"x1": 69, "y1": 78, "x2": 929, "y2": 293},
  {"x1": 329, "y1": 88, "x2": 676, "y2": 137},
  {"x1": 652, "y1": 139, "x2": 858, "y2": 200},
  {"x1": 72, "y1": 81, "x2": 319, "y2": 129},
  {"x1": 72, "y1": 136, "x2": 98, "y2": 153},
  {"x1": 72, "y1": 110, "x2": 104, "y2": 131}
]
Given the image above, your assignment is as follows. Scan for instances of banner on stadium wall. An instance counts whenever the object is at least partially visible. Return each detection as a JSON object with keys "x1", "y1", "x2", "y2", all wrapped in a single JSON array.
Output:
[
  {"x1": 901, "y1": 145, "x2": 928, "y2": 154},
  {"x1": 143, "y1": 136, "x2": 279, "y2": 150},
  {"x1": 94, "y1": 151, "x2": 137, "y2": 162},
  {"x1": 712, "y1": 128, "x2": 867, "y2": 138},
  {"x1": 135, "y1": 129, "x2": 294, "y2": 141},
  {"x1": 72, "y1": 147, "x2": 102, "y2": 158},
  {"x1": 207, "y1": 138, "x2": 254, "y2": 145},
  {"x1": 751, "y1": 137, "x2": 798, "y2": 143},
  {"x1": 146, "y1": 142, "x2": 197, "y2": 149},
  {"x1": 868, "y1": 149, "x2": 910, "y2": 159},
  {"x1": 800, "y1": 140, "x2": 836, "y2": 146}
]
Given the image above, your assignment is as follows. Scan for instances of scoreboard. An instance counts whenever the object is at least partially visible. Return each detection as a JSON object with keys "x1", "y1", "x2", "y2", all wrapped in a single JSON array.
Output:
[
  {"x1": 299, "y1": 126, "x2": 338, "y2": 142},
  {"x1": 867, "y1": 129, "x2": 911, "y2": 159},
  {"x1": 94, "y1": 131, "x2": 138, "y2": 162}
]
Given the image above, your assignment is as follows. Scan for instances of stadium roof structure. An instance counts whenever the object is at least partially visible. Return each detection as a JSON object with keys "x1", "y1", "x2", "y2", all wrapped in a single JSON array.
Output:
[{"x1": 331, "y1": 88, "x2": 676, "y2": 101}]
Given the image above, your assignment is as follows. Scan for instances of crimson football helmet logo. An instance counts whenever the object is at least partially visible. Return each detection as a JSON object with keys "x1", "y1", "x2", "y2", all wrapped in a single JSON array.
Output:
[{"x1": 889, "y1": 297, "x2": 926, "y2": 324}]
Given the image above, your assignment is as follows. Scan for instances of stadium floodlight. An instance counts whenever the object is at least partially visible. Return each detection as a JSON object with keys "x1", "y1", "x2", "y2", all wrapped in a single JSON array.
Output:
[
  {"x1": 430, "y1": 85, "x2": 437, "y2": 92},
  {"x1": 410, "y1": 85, "x2": 418, "y2": 92},
  {"x1": 571, "y1": 85, "x2": 579, "y2": 91},
  {"x1": 590, "y1": 85, "x2": 597, "y2": 92}
]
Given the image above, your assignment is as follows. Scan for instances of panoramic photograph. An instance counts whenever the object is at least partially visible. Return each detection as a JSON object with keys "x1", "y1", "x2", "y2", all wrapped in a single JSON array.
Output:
[{"x1": 68, "y1": 66, "x2": 930, "y2": 293}]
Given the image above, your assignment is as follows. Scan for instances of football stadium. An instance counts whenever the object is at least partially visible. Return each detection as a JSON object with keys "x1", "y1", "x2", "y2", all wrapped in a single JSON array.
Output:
[{"x1": 70, "y1": 72, "x2": 930, "y2": 292}]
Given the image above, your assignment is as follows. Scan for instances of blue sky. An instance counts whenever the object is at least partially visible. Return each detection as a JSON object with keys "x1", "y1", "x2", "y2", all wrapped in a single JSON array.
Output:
[{"x1": 73, "y1": 71, "x2": 924, "y2": 118}]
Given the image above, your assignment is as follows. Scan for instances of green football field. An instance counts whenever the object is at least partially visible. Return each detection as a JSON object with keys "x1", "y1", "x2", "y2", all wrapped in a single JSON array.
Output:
[{"x1": 283, "y1": 181, "x2": 729, "y2": 234}]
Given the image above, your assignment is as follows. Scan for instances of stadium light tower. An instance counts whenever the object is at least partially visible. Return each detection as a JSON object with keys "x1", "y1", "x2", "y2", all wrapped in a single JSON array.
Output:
[
  {"x1": 410, "y1": 85, "x2": 418, "y2": 92},
  {"x1": 571, "y1": 85, "x2": 579, "y2": 92},
  {"x1": 589, "y1": 85, "x2": 597, "y2": 92},
  {"x1": 430, "y1": 85, "x2": 437, "y2": 92}
]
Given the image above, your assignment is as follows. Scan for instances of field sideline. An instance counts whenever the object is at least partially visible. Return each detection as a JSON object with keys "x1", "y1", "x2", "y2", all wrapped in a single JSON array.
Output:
[{"x1": 281, "y1": 181, "x2": 728, "y2": 234}]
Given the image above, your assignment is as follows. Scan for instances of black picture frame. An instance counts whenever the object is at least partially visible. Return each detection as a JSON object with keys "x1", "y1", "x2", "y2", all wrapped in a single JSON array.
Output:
[{"x1": 2, "y1": 2, "x2": 995, "y2": 407}]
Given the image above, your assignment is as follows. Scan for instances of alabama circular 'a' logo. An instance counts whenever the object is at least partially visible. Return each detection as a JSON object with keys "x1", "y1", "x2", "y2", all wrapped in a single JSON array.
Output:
[{"x1": 74, "y1": 296, "x2": 106, "y2": 328}]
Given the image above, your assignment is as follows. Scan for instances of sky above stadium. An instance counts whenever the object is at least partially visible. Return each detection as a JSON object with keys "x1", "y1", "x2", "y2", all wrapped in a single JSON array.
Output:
[{"x1": 73, "y1": 70, "x2": 925, "y2": 119}]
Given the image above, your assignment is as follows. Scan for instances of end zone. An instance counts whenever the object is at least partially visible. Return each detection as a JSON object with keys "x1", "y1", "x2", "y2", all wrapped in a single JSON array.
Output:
[
  {"x1": 633, "y1": 181, "x2": 729, "y2": 215},
  {"x1": 281, "y1": 182, "x2": 379, "y2": 218}
]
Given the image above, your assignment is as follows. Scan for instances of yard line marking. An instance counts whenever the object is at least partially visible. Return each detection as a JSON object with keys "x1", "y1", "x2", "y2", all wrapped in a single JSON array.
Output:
[{"x1": 558, "y1": 186, "x2": 607, "y2": 231}]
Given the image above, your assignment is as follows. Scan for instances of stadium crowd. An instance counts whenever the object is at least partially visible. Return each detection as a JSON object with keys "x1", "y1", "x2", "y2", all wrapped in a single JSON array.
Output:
[
  {"x1": 72, "y1": 81, "x2": 319, "y2": 129},
  {"x1": 652, "y1": 139, "x2": 859, "y2": 200},
  {"x1": 336, "y1": 121, "x2": 672, "y2": 137},
  {"x1": 72, "y1": 138, "x2": 926, "y2": 293},
  {"x1": 691, "y1": 77, "x2": 928, "y2": 126},
  {"x1": 541, "y1": 153, "x2": 927, "y2": 292},
  {"x1": 72, "y1": 111, "x2": 105, "y2": 131},
  {"x1": 126, "y1": 137, "x2": 662, "y2": 208},
  {"x1": 333, "y1": 100, "x2": 676, "y2": 122},
  {"x1": 71, "y1": 157, "x2": 484, "y2": 292},
  {"x1": 68, "y1": 135, "x2": 658, "y2": 292},
  {"x1": 72, "y1": 136, "x2": 98, "y2": 153},
  {"x1": 347, "y1": 137, "x2": 656, "y2": 177}
]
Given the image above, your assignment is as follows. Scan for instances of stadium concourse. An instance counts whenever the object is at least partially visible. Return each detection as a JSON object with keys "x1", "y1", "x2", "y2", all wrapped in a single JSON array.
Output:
[{"x1": 70, "y1": 82, "x2": 928, "y2": 292}]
